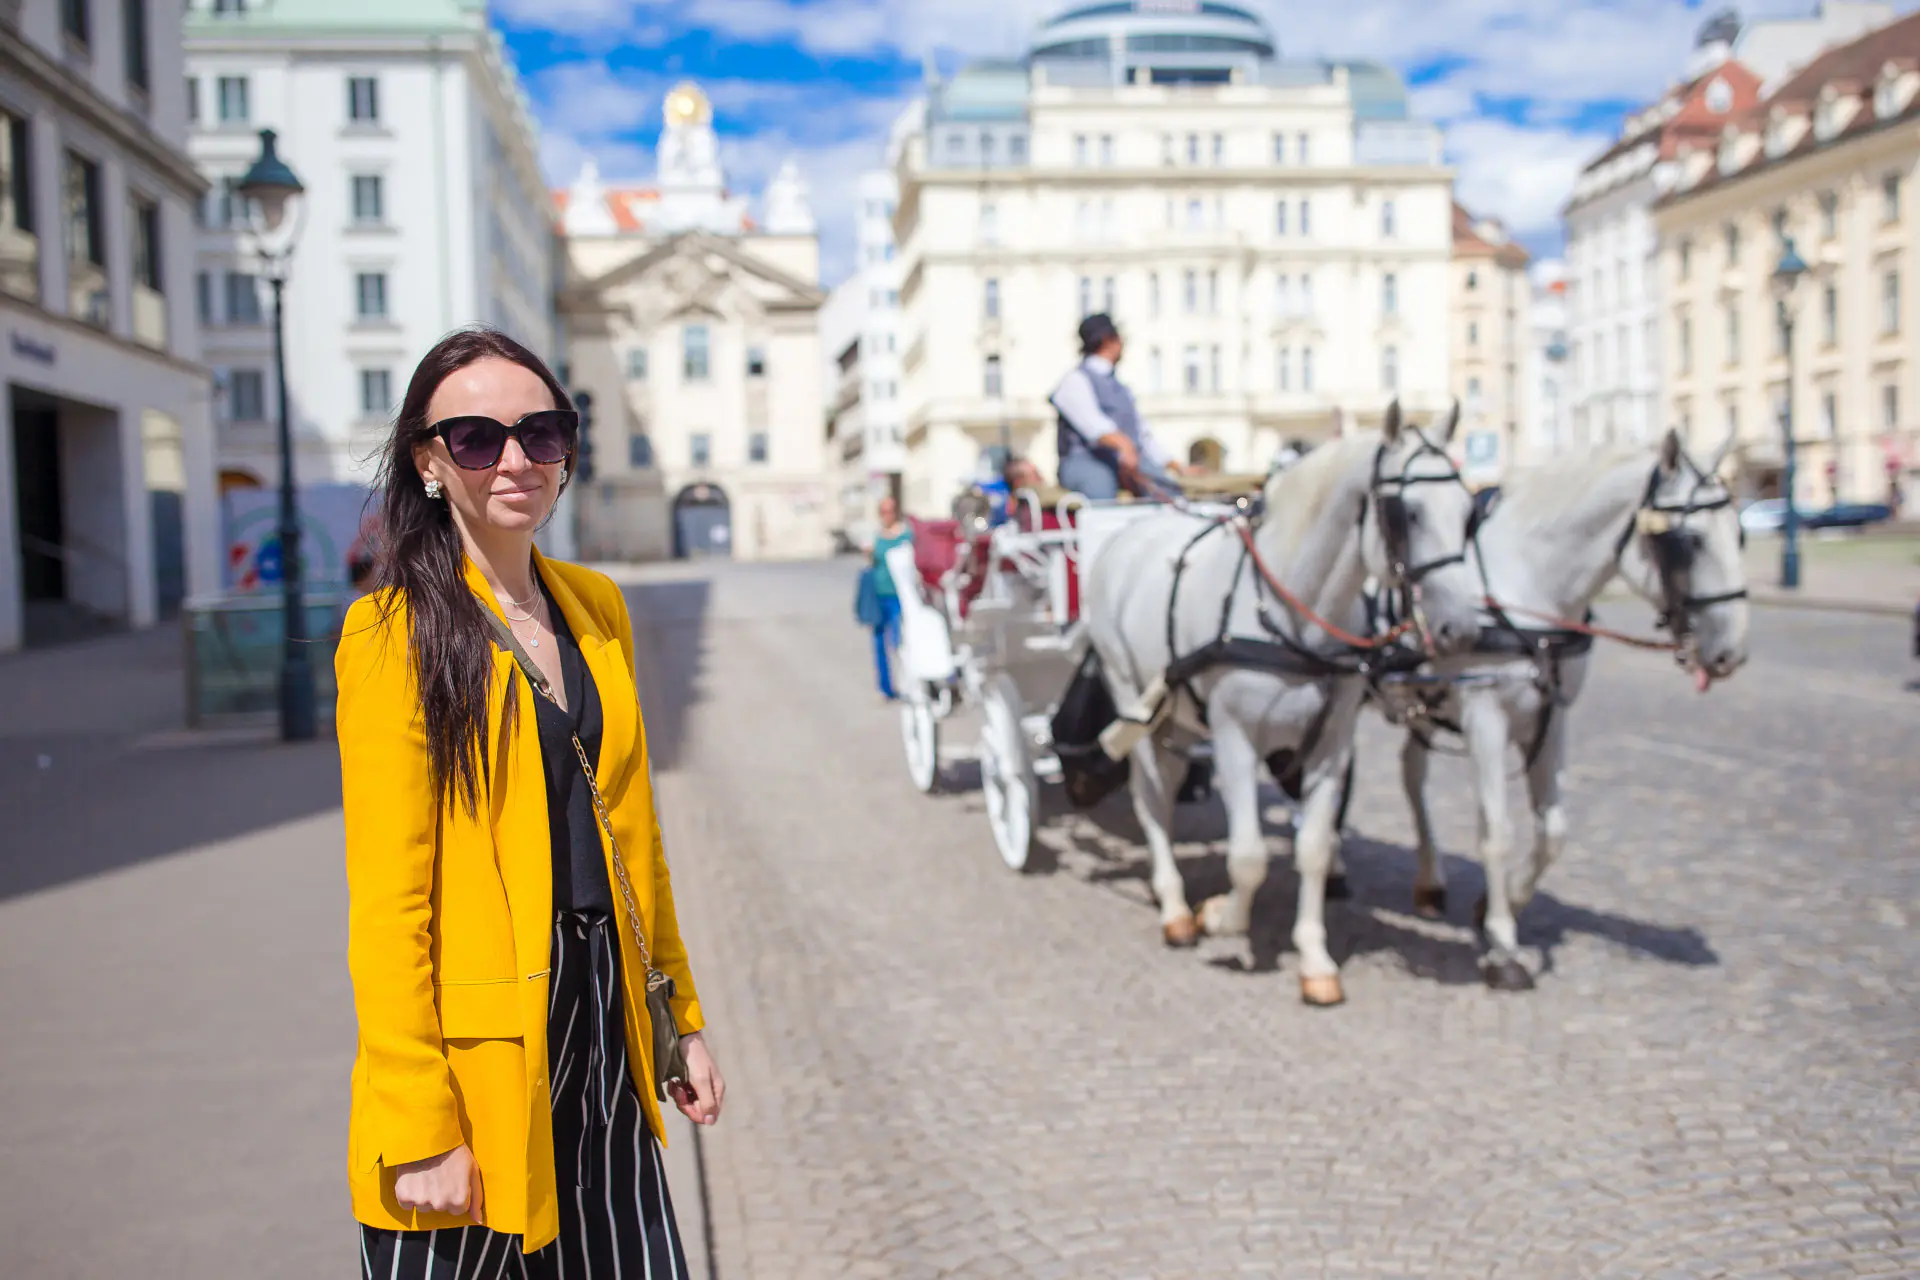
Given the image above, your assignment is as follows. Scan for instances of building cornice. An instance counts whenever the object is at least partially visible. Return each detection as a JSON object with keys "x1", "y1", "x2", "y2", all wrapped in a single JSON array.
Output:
[
  {"x1": 905, "y1": 244, "x2": 1454, "y2": 269},
  {"x1": 1, "y1": 295, "x2": 213, "y2": 381},
  {"x1": 1653, "y1": 115, "x2": 1920, "y2": 223},
  {"x1": 0, "y1": 28, "x2": 207, "y2": 198},
  {"x1": 907, "y1": 164, "x2": 1454, "y2": 187}
]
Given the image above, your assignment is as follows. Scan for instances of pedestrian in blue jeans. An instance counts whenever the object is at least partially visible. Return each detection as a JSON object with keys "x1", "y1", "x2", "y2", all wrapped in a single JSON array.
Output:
[{"x1": 869, "y1": 497, "x2": 912, "y2": 700}]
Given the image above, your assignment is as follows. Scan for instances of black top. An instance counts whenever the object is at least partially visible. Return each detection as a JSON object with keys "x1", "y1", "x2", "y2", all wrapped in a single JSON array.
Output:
[{"x1": 532, "y1": 580, "x2": 613, "y2": 915}]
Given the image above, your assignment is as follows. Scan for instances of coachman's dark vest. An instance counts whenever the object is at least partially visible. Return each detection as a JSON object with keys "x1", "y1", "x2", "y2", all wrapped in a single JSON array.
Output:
[{"x1": 1057, "y1": 359, "x2": 1145, "y2": 471}]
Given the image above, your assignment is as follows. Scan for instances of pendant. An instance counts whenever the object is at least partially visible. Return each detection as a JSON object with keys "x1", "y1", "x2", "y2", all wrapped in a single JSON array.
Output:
[{"x1": 528, "y1": 634, "x2": 540, "y2": 648}]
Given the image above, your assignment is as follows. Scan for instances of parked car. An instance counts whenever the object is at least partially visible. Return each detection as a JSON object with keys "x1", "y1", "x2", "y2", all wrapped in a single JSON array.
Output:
[
  {"x1": 1740, "y1": 499, "x2": 1787, "y2": 533},
  {"x1": 1804, "y1": 502, "x2": 1894, "y2": 530}
]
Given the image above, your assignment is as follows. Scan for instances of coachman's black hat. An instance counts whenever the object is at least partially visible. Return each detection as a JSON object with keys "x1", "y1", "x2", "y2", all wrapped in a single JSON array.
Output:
[{"x1": 1078, "y1": 312, "x2": 1120, "y2": 355}]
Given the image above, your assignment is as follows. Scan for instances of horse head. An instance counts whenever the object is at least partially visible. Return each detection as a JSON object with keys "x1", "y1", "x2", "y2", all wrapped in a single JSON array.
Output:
[{"x1": 1364, "y1": 400, "x2": 1482, "y2": 656}]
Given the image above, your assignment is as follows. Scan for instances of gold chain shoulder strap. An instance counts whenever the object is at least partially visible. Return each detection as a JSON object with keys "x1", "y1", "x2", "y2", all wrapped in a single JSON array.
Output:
[{"x1": 480, "y1": 609, "x2": 666, "y2": 992}]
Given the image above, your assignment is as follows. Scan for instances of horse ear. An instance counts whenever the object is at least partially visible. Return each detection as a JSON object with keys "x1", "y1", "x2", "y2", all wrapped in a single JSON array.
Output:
[
  {"x1": 1439, "y1": 399, "x2": 1461, "y2": 446},
  {"x1": 1659, "y1": 426, "x2": 1684, "y2": 475},
  {"x1": 1382, "y1": 399, "x2": 1403, "y2": 444},
  {"x1": 1707, "y1": 422, "x2": 1739, "y2": 477}
]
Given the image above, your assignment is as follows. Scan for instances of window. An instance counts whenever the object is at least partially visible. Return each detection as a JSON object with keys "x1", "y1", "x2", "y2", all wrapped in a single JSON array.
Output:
[
  {"x1": 746, "y1": 346, "x2": 766, "y2": 377},
  {"x1": 1162, "y1": 134, "x2": 1174, "y2": 166},
  {"x1": 1822, "y1": 284, "x2": 1838, "y2": 346},
  {"x1": 61, "y1": 0, "x2": 89, "y2": 46},
  {"x1": 211, "y1": 0, "x2": 247, "y2": 11},
  {"x1": 748, "y1": 432, "x2": 769, "y2": 464},
  {"x1": 1099, "y1": 134, "x2": 1114, "y2": 166},
  {"x1": 228, "y1": 369, "x2": 266, "y2": 422},
  {"x1": 1381, "y1": 345, "x2": 1399, "y2": 392},
  {"x1": 132, "y1": 197, "x2": 160, "y2": 290},
  {"x1": 351, "y1": 174, "x2": 383, "y2": 224},
  {"x1": 1075, "y1": 200, "x2": 1092, "y2": 237},
  {"x1": 186, "y1": 76, "x2": 199, "y2": 122},
  {"x1": 360, "y1": 368, "x2": 392, "y2": 418},
  {"x1": 1183, "y1": 345, "x2": 1201, "y2": 392},
  {"x1": 1679, "y1": 238, "x2": 1692, "y2": 281},
  {"x1": 1078, "y1": 275, "x2": 1092, "y2": 318},
  {"x1": 1382, "y1": 272, "x2": 1397, "y2": 317},
  {"x1": 1009, "y1": 134, "x2": 1026, "y2": 164},
  {"x1": 1298, "y1": 198, "x2": 1311, "y2": 237},
  {"x1": 1207, "y1": 269, "x2": 1218, "y2": 315},
  {"x1": 1186, "y1": 198, "x2": 1203, "y2": 230},
  {"x1": 1102, "y1": 276, "x2": 1115, "y2": 314},
  {"x1": 1273, "y1": 132, "x2": 1286, "y2": 164},
  {"x1": 1884, "y1": 172, "x2": 1902, "y2": 224},
  {"x1": 1468, "y1": 320, "x2": 1479, "y2": 347},
  {"x1": 1300, "y1": 272, "x2": 1313, "y2": 315},
  {"x1": 1296, "y1": 133, "x2": 1310, "y2": 166},
  {"x1": 1466, "y1": 375, "x2": 1482, "y2": 405},
  {"x1": 1679, "y1": 312, "x2": 1692, "y2": 372},
  {"x1": 217, "y1": 76, "x2": 249, "y2": 124},
  {"x1": 984, "y1": 277, "x2": 1000, "y2": 319},
  {"x1": 1186, "y1": 133, "x2": 1199, "y2": 165},
  {"x1": 1725, "y1": 402, "x2": 1738, "y2": 444},
  {"x1": 1149, "y1": 346, "x2": 1162, "y2": 392},
  {"x1": 1819, "y1": 191, "x2": 1838, "y2": 240},
  {"x1": 626, "y1": 347, "x2": 648, "y2": 380},
  {"x1": 979, "y1": 201, "x2": 997, "y2": 244},
  {"x1": 348, "y1": 76, "x2": 380, "y2": 124},
  {"x1": 1300, "y1": 345, "x2": 1314, "y2": 392},
  {"x1": 63, "y1": 151, "x2": 104, "y2": 325},
  {"x1": 683, "y1": 324, "x2": 710, "y2": 380},
  {"x1": 1381, "y1": 199, "x2": 1396, "y2": 239},
  {"x1": 1883, "y1": 269, "x2": 1901, "y2": 335},
  {"x1": 1183, "y1": 269, "x2": 1197, "y2": 314},
  {"x1": 1275, "y1": 200, "x2": 1287, "y2": 236},
  {"x1": 1274, "y1": 273, "x2": 1291, "y2": 315},
  {"x1": 1211, "y1": 195, "x2": 1222, "y2": 229},
  {"x1": 1885, "y1": 384, "x2": 1900, "y2": 434},
  {"x1": 1074, "y1": 134, "x2": 1088, "y2": 167},
  {"x1": 1209, "y1": 344, "x2": 1221, "y2": 392},
  {"x1": 1465, "y1": 269, "x2": 1478, "y2": 292},
  {"x1": 1820, "y1": 391, "x2": 1837, "y2": 440},
  {"x1": 1147, "y1": 272, "x2": 1159, "y2": 317},
  {"x1": 1771, "y1": 206, "x2": 1788, "y2": 242},
  {"x1": 1724, "y1": 302, "x2": 1739, "y2": 361},
  {"x1": 223, "y1": 271, "x2": 260, "y2": 324},
  {"x1": 195, "y1": 271, "x2": 212, "y2": 324},
  {"x1": 355, "y1": 271, "x2": 388, "y2": 320},
  {"x1": 1211, "y1": 133, "x2": 1223, "y2": 166},
  {"x1": 689, "y1": 433, "x2": 711, "y2": 468},
  {"x1": 124, "y1": 0, "x2": 149, "y2": 91},
  {"x1": 629, "y1": 434, "x2": 654, "y2": 469},
  {"x1": 980, "y1": 131, "x2": 994, "y2": 164},
  {"x1": 984, "y1": 354, "x2": 1003, "y2": 397},
  {"x1": 1276, "y1": 345, "x2": 1291, "y2": 391},
  {"x1": 1724, "y1": 222, "x2": 1739, "y2": 263}
]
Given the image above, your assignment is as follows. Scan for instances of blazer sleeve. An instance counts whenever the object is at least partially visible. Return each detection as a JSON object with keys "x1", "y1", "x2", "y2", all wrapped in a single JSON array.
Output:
[
  {"x1": 608, "y1": 580, "x2": 708, "y2": 1037},
  {"x1": 336, "y1": 595, "x2": 467, "y2": 1167}
]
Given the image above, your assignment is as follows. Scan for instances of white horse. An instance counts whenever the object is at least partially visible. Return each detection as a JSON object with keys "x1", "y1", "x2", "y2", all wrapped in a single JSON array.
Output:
[
  {"x1": 1374, "y1": 427, "x2": 1752, "y2": 990},
  {"x1": 1084, "y1": 404, "x2": 1484, "y2": 1006}
]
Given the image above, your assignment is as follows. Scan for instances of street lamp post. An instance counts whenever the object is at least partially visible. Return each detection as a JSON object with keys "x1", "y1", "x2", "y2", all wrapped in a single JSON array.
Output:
[
  {"x1": 1771, "y1": 235, "x2": 1810, "y2": 591},
  {"x1": 237, "y1": 129, "x2": 313, "y2": 740}
]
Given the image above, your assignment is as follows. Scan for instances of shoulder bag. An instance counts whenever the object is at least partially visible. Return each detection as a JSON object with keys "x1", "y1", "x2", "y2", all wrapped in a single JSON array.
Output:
[{"x1": 480, "y1": 608, "x2": 691, "y2": 1102}]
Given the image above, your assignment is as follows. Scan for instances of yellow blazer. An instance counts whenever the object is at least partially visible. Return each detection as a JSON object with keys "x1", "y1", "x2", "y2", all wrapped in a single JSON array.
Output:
[{"x1": 335, "y1": 553, "x2": 704, "y2": 1252}]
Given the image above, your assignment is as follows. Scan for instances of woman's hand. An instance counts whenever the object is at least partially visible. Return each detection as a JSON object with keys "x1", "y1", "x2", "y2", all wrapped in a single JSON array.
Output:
[
  {"x1": 669, "y1": 1031, "x2": 726, "y2": 1126},
  {"x1": 393, "y1": 1144, "x2": 484, "y2": 1224}
]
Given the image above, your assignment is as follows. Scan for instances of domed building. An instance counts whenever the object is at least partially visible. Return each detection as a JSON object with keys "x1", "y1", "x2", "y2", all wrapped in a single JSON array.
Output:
[{"x1": 891, "y1": 1, "x2": 1454, "y2": 513}]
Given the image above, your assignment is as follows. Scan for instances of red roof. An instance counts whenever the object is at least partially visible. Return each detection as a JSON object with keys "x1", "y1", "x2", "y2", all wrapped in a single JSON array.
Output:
[
  {"x1": 1576, "y1": 60, "x2": 1766, "y2": 180},
  {"x1": 549, "y1": 186, "x2": 750, "y2": 235}
]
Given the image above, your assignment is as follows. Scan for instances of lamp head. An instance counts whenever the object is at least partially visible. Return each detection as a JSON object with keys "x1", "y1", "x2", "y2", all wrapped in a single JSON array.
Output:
[
  {"x1": 1770, "y1": 235, "x2": 1809, "y2": 304},
  {"x1": 237, "y1": 129, "x2": 304, "y2": 233}
]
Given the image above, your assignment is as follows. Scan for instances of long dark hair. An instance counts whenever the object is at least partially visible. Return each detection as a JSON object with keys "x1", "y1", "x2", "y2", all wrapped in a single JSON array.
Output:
[{"x1": 370, "y1": 326, "x2": 574, "y2": 818}]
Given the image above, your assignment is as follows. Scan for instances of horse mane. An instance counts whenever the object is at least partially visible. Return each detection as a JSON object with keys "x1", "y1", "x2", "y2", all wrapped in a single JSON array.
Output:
[
  {"x1": 1492, "y1": 442, "x2": 1657, "y2": 536},
  {"x1": 1261, "y1": 433, "x2": 1375, "y2": 556}
]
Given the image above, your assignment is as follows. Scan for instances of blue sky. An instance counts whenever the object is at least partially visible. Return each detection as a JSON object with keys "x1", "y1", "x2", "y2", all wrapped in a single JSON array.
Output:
[{"x1": 492, "y1": 0, "x2": 1914, "y2": 283}]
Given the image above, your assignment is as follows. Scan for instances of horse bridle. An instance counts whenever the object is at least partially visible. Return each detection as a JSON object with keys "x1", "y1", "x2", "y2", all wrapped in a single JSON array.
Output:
[
  {"x1": 1610, "y1": 452, "x2": 1749, "y2": 646},
  {"x1": 1364, "y1": 431, "x2": 1473, "y2": 587}
]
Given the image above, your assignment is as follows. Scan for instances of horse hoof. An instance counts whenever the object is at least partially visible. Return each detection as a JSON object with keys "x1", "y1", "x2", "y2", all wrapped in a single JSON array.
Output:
[
  {"x1": 1162, "y1": 914, "x2": 1201, "y2": 949},
  {"x1": 1413, "y1": 886, "x2": 1448, "y2": 920},
  {"x1": 1299, "y1": 974, "x2": 1346, "y2": 1007},
  {"x1": 1482, "y1": 958, "x2": 1535, "y2": 992},
  {"x1": 1325, "y1": 873, "x2": 1351, "y2": 901},
  {"x1": 1197, "y1": 896, "x2": 1247, "y2": 938}
]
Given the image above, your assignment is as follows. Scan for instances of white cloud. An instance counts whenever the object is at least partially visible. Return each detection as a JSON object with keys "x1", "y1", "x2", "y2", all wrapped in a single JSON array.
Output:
[{"x1": 1445, "y1": 117, "x2": 1610, "y2": 237}]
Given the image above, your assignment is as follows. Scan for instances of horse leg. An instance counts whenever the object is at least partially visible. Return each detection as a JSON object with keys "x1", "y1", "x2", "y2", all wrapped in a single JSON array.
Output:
[
  {"x1": 1402, "y1": 733, "x2": 1447, "y2": 919},
  {"x1": 1325, "y1": 752, "x2": 1355, "y2": 900},
  {"x1": 1465, "y1": 699, "x2": 1532, "y2": 992},
  {"x1": 1198, "y1": 715, "x2": 1268, "y2": 940},
  {"x1": 1511, "y1": 712, "x2": 1568, "y2": 913},
  {"x1": 1132, "y1": 737, "x2": 1199, "y2": 947},
  {"x1": 1291, "y1": 757, "x2": 1347, "y2": 1006}
]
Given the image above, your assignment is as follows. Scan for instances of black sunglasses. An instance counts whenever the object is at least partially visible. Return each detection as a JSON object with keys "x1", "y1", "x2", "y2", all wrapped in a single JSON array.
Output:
[{"x1": 430, "y1": 409, "x2": 578, "y2": 471}]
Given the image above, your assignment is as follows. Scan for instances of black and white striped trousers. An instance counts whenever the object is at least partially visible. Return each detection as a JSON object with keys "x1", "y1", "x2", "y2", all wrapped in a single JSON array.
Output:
[{"x1": 359, "y1": 910, "x2": 689, "y2": 1278}]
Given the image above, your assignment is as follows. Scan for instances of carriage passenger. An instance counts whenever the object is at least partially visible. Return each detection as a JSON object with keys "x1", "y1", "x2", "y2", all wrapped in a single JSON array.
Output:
[{"x1": 1050, "y1": 313, "x2": 1183, "y2": 500}]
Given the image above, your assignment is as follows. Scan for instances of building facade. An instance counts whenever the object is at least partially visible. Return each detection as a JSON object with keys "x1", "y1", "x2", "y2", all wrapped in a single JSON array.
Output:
[
  {"x1": 184, "y1": 0, "x2": 556, "y2": 500},
  {"x1": 1657, "y1": 10, "x2": 1919, "y2": 509},
  {"x1": 1562, "y1": 4, "x2": 1895, "y2": 462},
  {"x1": 820, "y1": 166, "x2": 907, "y2": 549},
  {"x1": 557, "y1": 84, "x2": 831, "y2": 563},
  {"x1": 0, "y1": 0, "x2": 221, "y2": 652},
  {"x1": 892, "y1": 2, "x2": 1452, "y2": 515},
  {"x1": 1520, "y1": 260, "x2": 1571, "y2": 465},
  {"x1": 1450, "y1": 202, "x2": 1530, "y2": 485}
]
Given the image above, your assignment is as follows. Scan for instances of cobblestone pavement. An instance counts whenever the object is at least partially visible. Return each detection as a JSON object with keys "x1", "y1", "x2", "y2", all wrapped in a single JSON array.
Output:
[{"x1": 629, "y1": 559, "x2": 1920, "y2": 1280}]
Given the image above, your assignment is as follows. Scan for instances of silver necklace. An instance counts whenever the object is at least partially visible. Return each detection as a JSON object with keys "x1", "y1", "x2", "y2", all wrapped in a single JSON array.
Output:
[{"x1": 504, "y1": 596, "x2": 544, "y2": 647}]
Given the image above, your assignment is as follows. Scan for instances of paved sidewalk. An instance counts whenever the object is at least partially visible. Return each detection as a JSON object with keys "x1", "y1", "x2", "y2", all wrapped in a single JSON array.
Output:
[{"x1": 1738, "y1": 531, "x2": 1918, "y2": 617}]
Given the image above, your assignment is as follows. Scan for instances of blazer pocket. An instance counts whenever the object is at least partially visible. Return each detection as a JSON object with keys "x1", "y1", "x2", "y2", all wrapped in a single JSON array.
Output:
[{"x1": 434, "y1": 978, "x2": 523, "y2": 1040}]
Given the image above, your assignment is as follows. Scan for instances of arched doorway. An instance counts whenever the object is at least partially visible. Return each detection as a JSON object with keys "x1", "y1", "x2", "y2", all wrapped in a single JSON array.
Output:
[
  {"x1": 219, "y1": 468, "x2": 264, "y2": 493},
  {"x1": 672, "y1": 483, "x2": 732, "y2": 560},
  {"x1": 1187, "y1": 437, "x2": 1226, "y2": 474}
]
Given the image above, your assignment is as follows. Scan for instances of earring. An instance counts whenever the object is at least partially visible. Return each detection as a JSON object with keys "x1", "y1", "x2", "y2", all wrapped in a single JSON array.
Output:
[
  {"x1": 558, "y1": 466, "x2": 569, "y2": 486},
  {"x1": 424, "y1": 478, "x2": 443, "y2": 499}
]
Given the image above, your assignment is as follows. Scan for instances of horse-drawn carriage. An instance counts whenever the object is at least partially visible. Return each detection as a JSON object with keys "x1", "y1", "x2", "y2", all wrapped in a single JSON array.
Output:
[{"x1": 886, "y1": 480, "x2": 1261, "y2": 871}]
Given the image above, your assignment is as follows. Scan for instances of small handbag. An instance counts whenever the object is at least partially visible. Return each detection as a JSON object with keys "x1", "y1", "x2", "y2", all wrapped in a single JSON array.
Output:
[
  {"x1": 481, "y1": 609, "x2": 691, "y2": 1102},
  {"x1": 854, "y1": 564, "x2": 883, "y2": 628}
]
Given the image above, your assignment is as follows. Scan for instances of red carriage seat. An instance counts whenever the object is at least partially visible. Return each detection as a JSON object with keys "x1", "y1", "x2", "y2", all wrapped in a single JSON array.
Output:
[
  {"x1": 1011, "y1": 500, "x2": 1083, "y2": 622},
  {"x1": 906, "y1": 517, "x2": 991, "y2": 618}
]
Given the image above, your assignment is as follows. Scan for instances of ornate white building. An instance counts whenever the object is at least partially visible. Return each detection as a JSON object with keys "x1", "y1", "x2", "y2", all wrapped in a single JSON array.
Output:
[
  {"x1": 891, "y1": 1, "x2": 1452, "y2": 514},
  {"x1": 557, "y1": 83, "x2": 830, "y2": 562}
]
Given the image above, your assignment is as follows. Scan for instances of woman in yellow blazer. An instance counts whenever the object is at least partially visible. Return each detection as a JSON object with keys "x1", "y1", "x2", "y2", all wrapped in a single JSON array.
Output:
[{"x1": 337, "y1": 327, "x2": 725, "y2": 1277}]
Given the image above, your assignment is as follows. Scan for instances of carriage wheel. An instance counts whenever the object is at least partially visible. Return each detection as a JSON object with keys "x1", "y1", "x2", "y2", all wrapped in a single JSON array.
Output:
[
  {"x1": 900, "y1": 694, "x2": 940, "y2": 793},
  {"x1": 979, "y1": 674, "x2": 1039, "y2": 871}
]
